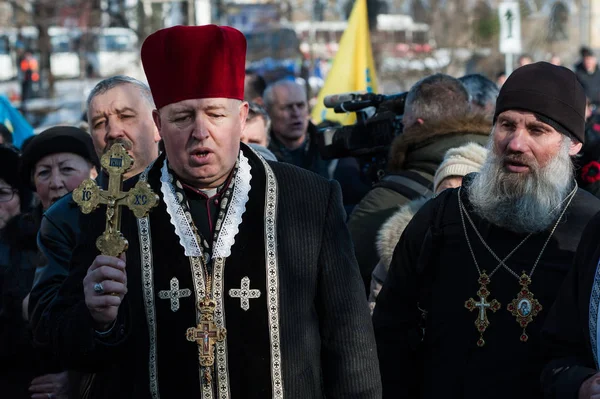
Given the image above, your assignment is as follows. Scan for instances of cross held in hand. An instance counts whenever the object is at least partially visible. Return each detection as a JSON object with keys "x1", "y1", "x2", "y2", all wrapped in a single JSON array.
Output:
[{"x1": 73, "y1": 143, "x2": 159, "y2": 257}]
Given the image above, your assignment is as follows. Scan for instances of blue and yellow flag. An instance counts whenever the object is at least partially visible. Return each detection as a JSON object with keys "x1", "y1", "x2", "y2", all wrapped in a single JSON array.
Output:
[
  {"x1": 0, "y1": 95, "x2": 33, "y2": 148},
  {"x1": 311, "y1": 0, "x2": 378, "y2": 126}
]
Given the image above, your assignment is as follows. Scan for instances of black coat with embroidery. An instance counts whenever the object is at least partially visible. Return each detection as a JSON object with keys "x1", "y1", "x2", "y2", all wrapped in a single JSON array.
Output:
[
  {"x1": 372, "y1": 179, "x2": 600, "y2": 399},
  {"x1": 41, "y1": 145, "x2": 381, "y2": 399}
]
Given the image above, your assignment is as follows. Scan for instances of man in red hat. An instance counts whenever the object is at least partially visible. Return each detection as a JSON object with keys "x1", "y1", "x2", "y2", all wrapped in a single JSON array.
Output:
[{"x1": 43, "y1": 25, "x2": 380, "y2": 398}]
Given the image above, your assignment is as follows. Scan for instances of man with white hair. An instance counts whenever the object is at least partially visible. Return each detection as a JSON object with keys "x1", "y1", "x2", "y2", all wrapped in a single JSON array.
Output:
[
  {"x1": 263, "y1": 79, "x2": 333, "y2": 177},
  {"x1": 373, "y1": 62, "x2": 600, "y2": 399}
]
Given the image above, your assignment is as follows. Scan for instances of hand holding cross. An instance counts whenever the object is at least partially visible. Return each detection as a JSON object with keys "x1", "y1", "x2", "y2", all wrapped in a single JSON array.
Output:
[{"x1": 75, "y1": 143, "x2": 158, "y2": 331}]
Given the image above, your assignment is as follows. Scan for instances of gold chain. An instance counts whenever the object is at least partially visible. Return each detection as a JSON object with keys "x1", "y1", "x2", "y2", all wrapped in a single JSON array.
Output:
[
  {"x1": 203, "y1": 260, "x2": 212, "y2": 299},
  {"x1": 188, "y1": 222, "x2": 213, "y2": 298}
]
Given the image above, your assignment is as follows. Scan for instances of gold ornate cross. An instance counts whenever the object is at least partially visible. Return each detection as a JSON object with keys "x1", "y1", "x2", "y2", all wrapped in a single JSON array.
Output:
[
  {"x1": 186, "y1": 299, "x2": 227, "y2": 368},
  {"x1": 73, "y1": 143, "x2": 159, "y2": 257},
  {"x1": 465, "y1": 273, "x2": 501, "y2": 347}
]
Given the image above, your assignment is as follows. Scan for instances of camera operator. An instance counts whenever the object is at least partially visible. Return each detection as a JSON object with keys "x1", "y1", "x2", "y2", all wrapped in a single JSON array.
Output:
[{"x1": 347, "y1": 74, "x2": 492, "y2": 295}]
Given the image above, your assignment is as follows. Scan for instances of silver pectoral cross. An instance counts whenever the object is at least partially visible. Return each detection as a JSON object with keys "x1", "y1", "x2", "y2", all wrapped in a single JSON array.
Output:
[
  {"x1": 159, "y1": 277, "x2": 191, "y2": 312},
  {"x1": 474, "y1": 297, "x2": 491, "y2": 322},
  {"x1": 229, "y1": 276, "x2": 261, "y2": 311}
]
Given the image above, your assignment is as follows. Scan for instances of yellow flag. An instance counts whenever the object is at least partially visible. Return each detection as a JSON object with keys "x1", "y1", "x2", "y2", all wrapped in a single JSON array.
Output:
[{"x1": 311, "y1": 0, "x2": 378, "y2": 126}]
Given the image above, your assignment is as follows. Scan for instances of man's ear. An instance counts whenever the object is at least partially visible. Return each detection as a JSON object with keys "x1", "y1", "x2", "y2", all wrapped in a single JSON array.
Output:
[
  {"x1": 153, "y1": 109, "x2": 163, "y2": 139},
  {"x1": 89, "y1": 165, "x2": 98, "y2": 180},
  {"x1": 239, "y1": 101, "x2": 249, "y2": 131},
  {"x1": 568, "y1": 139, "x2": 583, "y2": 156}
]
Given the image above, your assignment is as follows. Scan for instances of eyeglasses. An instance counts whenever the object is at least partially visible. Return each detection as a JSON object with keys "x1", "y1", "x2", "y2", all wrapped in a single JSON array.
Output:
[{"x1": 0, "y1": 189, "x2": 17, "y2": 203}]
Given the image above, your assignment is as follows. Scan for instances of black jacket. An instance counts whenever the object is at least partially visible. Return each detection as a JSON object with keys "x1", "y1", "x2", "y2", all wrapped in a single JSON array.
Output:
[
  {"x1": 575, "y1": 63, "x2": 600, "y2": 105},
  {"x1": 269, "y1": 122, "x2": 333, "y2": 178},
  {"x1": 0, "y1": 210, "x2": 59, "y2": 397},
  {"x1": 540, "y1": 210, "x2": 600, "y2": 398}
]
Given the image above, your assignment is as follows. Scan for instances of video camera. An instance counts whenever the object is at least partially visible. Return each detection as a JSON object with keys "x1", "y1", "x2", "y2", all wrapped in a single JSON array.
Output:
[
  {"x1": 317, "y1": 91, "x2": 406, "y2": 160},
  {"x1": 317, "y1": 91, "x2": 407, "y2": 181}
]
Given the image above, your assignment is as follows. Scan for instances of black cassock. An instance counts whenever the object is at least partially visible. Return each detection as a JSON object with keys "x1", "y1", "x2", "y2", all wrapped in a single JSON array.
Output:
[
  {"x1": 541, "y1": 210, "x2": 600, "y2": 398},
  {"x1": 373, "y1": 179, "x2": 600, "y2": 399},
  {"x1": 45, "y1": 144, "x2": 381, "y2": 399}
]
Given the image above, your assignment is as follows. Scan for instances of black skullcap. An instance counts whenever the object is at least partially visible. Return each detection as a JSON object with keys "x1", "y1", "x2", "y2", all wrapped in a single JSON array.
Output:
[
  {"x1": 0, "y1": 145, "x2": 33, "y2": 212},
  {"x1": 21, "y1": 126, "x2": 100, "y2": 189},
  {"x1": 493, "y1": 62, "x2": 587, "y2": 143}
]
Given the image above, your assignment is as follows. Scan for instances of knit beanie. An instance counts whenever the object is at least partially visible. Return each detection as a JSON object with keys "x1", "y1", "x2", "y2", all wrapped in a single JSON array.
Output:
[
  {"x1": 20, "y1": 126, "x2": 100, "y2": 189},
  {"x1": 433, "y1": 143, "x2": 488, "y2": 191},
  {"x1": 493, "y1": 62, "x2": 587, "y2": 143}
]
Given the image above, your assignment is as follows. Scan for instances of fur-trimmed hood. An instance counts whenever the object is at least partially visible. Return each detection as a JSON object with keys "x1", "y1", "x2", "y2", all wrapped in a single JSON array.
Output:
[
  {"x1": 376, "y1": 196, "x2": 430, "y2": 269},
  {"x1": 388, "y1": 112, "x2": 491, "y2": 173}
]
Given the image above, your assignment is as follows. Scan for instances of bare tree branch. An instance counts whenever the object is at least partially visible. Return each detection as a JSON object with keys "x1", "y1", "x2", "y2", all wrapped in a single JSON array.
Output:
[{"x1": 7, "y1": 0, "x2": 30, "y2": 15}]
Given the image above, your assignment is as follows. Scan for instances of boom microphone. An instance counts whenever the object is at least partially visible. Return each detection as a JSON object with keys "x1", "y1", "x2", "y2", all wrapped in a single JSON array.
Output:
[{"x1": 324, "y1": 92, "x2": 370, "y2": 108}]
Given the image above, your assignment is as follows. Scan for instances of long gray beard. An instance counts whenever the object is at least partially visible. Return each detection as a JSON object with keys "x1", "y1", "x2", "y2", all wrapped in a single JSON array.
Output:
[{"x1": 467, "y1": 139, "x2": 574, "y2": 234}]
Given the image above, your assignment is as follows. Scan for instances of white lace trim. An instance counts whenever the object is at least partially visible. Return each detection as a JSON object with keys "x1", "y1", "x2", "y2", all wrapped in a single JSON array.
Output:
[
  {"x1": 160, "y1": 161, "x2": 202, "y2": 257},
  {"x1": 161, "y1": 153, "x2": 252, "y2": 259},
  {"x1": 213, "y1": 152, "x2": 252, "y2": 258}
]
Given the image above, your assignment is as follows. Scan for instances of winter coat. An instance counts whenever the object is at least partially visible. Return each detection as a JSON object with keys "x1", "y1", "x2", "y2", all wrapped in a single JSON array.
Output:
[
  {"x1": 368, "y1": 197, "x2": 429, "y2": 312},
  {"x1": 575, "y1": 63, "x2": 600, "y2": 105},
  {"x1": 0, "y1": 209, "x2": 56, "y2": 398}
]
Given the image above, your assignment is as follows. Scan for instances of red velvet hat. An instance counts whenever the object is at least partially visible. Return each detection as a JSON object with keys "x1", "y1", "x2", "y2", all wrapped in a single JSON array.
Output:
[{"x1": 141, "y1": 25, "x2": 247, "y2": 109}]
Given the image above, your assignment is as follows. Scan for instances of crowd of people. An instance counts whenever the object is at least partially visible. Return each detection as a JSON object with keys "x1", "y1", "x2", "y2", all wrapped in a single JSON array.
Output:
[{"x1": 3, "y1": 23, "x2": 600, "y2": 399}]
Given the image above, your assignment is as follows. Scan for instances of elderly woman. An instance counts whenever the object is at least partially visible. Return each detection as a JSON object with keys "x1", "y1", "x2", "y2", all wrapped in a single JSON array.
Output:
[
  {"x1": 0, "y1": 126, "x2": 98, "y2": 399},
  {"x1": 21, "y1": 126, "x2": 99, "y2": 212}
]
